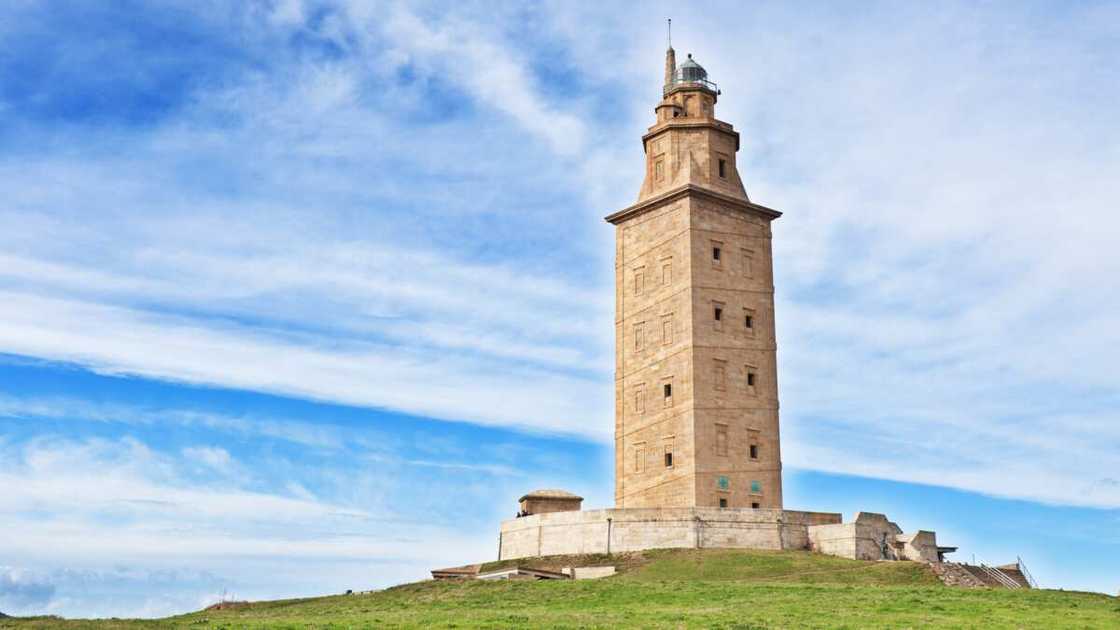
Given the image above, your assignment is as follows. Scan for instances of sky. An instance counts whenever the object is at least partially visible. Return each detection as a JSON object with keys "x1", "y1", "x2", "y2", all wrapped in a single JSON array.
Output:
[{"x1": 1, "y1": 0, "x2": 1118, "y2": 618}]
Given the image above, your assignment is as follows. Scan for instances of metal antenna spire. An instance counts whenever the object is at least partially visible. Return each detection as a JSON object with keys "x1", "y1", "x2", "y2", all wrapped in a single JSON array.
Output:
[{"x1": 667, "y1": 18, "x2": 672, "y2": 48}]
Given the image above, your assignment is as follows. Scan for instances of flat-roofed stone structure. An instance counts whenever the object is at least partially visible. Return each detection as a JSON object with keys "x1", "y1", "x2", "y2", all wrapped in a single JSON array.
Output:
[{"x1": 518, "y1": 489, "x2": 583, "y2": 516}]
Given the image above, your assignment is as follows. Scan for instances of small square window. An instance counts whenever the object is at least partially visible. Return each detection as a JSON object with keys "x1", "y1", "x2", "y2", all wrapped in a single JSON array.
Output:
[
  {"x1": 664, "y1": 451, "x2": 673, "y2": 468},
  {"x1": 750, "y1": 480, "x2": 762, "y2": 494},
  {"x1": 718, "y1": 159, "x2": 726, "y2": 179},
  {"x1": 719, "y1": 498, "x2": 728, "y2": 508},
  {"x1": 751, "y1": 502, "x2": 761, "y2": 509},
  {"x1": 749, "y1": 444, "x2": 759, "y2": 460},
  {"x1": 718, "y1": 475, "x2": 730, "y2": 491}
]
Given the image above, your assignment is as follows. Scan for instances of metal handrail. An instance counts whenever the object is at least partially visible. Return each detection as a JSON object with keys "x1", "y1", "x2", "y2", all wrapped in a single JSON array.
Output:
[
  {"x1": 980, "y1": 563, "x2": 1021, "y2": 589},
  {"x1": 1017, "y1": 556, "x2": 1039, "y2": 589}
]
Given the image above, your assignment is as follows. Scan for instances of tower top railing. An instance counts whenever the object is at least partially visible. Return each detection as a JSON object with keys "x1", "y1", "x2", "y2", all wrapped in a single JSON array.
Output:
[{"x1": 664, "y1": 74, "x2": 719, "y2": 96}]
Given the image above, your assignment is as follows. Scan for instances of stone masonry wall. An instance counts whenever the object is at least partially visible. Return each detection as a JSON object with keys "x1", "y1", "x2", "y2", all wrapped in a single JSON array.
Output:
[
  {"x1": 688, "y1": 197, "x2": 783, "y2": 509},
  {"x1": 615, "y1": 199, "x2": 697, "y2": 508},
  {"x1": 498, "y1": 508, "x2": 841, "y2": 561}
]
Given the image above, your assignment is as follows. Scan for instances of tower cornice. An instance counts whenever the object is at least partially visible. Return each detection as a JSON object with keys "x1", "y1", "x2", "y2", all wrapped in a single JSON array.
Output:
[
  {"x1": 604, "y1": 184, "x2": 782, "y2": 225},
  {"x1": 643, "y1": 119, "x2": 739, "y2": 152}
]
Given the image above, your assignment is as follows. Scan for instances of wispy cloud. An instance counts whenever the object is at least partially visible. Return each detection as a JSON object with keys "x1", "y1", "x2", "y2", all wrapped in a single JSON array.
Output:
[{"x1": 0, "y1": 435, "x2": 495, "y2": 617}]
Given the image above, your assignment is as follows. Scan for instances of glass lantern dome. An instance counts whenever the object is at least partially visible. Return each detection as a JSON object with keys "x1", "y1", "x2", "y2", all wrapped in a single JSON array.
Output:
[{"x1": 667, "y1": 53, "x2": 719, "y2": 95}]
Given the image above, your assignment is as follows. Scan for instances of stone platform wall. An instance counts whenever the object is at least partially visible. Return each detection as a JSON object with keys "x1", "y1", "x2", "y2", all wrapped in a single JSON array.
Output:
[{"x1": 498, "y1": 507, "x2": 841, "y2": 561}]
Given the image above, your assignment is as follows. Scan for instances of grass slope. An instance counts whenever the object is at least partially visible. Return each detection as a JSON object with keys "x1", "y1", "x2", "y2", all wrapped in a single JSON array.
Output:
[{"x1": 3, "y1": 549, "x2": 1116, "y2": 629}]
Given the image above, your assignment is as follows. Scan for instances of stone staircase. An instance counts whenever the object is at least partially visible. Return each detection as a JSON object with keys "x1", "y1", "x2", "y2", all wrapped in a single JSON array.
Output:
[{"x1": 930, "y1": 562, "x2": 1032, "y2": 589}]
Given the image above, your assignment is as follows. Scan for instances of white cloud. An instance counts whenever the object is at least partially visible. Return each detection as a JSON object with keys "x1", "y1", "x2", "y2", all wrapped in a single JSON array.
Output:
[
  {"x1": 0, "y1": 567, "x2": 56, "y2": 613},
  {"x1": 0, "y1": 394, "x2": 350, "y2": 450},
  {"x1": 183, "y1": 446, "x2": 232, "y2": 472},
  {"x1": 373, "y1": 3, "x2": 588, "y2": 156},
  {"x1": 0, "y1": 290, "x2": 610, "y2": 438},
  {"x1": 0, "y1": 436, "x2": 495, "y2": 617}
]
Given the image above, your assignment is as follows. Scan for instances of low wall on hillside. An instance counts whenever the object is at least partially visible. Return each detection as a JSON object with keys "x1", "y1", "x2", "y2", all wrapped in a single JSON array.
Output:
[{"x1": 498, "y1": 507, "x2": 842, "y2": 561}]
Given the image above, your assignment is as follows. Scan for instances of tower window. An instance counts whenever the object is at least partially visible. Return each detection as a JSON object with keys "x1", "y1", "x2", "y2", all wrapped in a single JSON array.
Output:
[
  {"x1": 751, "y1": 502, "x2": 761, "y2": 509},
  {"x1": 664, "y1": 451, "x2": 673, "y2": 468},
  {"x1": 718, "y1": 475, "x2": 729, "y2": 491},
  {"x1": 634, "y1": 322, "x2": 645, "y2": 351},
  {"x1": 749, "y1": 444, "x2": 759, "y2": 460},
  {"x1": 750, "y1": 480, "x2": 762, "y2": 494},
  {"x1": 633, "y1": 267, "x2": 645, "y2": 296},
  {"x1": 747, "y1": 372, "x2": 756, "y2": 387},
  {"x1": 719, "y1": 498, "x2": 728, "y2": 508},
  {"x1": 633, "y1": 384, "x2": 646, "y2": 414},
  {"x1": 664, "y1": 383, "x2": 672, "y2": 399},
  {"x1": 713, "y1": 305, "x2": 722, "y2": 321},
  {"x1": 718, "y1": 159, "x2": 726, "y2": 179},
  {"x1": 634, "y1": 444, "x2": 645, "y2": 473},
  {"x1": 744, "y1": 314, "x2": 753, "y2": 329},
  {"x1": 662, "y1": 316, "x2": 673, "y2": 345},
  {"x1": 712, "y1": 246, "x2": 721, "y2": 262},
  {"x1": 716, "y1": 424, "x2": 728, "y2": 456}
]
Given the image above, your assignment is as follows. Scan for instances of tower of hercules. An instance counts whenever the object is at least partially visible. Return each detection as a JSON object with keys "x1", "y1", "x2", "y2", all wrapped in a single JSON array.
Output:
[{"x1": 605, "y1": 44, "x2": 784, "y2": 510}]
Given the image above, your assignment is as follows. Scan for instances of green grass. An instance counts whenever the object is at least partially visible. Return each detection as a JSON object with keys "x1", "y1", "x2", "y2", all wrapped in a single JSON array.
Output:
[{"x1": 3, "y1": 549, "x2": 1116, "y2": 629}]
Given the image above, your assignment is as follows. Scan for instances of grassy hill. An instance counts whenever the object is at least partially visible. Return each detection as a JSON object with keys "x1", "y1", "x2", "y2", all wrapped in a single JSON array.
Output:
[{"x1": 2, "y1": 549, "x2": 1116, "y2": 629}]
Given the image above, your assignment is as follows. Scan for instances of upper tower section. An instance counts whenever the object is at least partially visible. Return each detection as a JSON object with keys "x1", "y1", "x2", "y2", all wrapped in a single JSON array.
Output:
[{"x1": 638, "y1": 47, "x2": 749, "y2": 204}]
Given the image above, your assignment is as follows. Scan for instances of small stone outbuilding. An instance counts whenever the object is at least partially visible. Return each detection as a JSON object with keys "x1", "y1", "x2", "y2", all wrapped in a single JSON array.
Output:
[
  {"x1": 806, "y1": 512, "x2": 941, "y2": 562},
  {"x1": 518, "y1": 489, "x2": 583, "y2": 516}
]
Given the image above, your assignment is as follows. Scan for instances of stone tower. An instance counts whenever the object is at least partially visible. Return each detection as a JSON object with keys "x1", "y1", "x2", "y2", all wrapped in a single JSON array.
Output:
[{"x1": 605, "y1": 45, "x2": 784, "y2": 510}]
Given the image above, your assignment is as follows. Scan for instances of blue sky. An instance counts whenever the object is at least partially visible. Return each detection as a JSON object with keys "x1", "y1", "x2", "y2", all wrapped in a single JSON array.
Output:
[{"x1": 1, "y1": 0, "x2": 1118, "y2": 617}]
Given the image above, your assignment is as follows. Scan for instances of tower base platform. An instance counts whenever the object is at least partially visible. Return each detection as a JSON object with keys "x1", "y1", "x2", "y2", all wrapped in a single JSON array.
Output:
[{"x1": 498, "y1": 508, "x2": 944, "y2": 564}]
